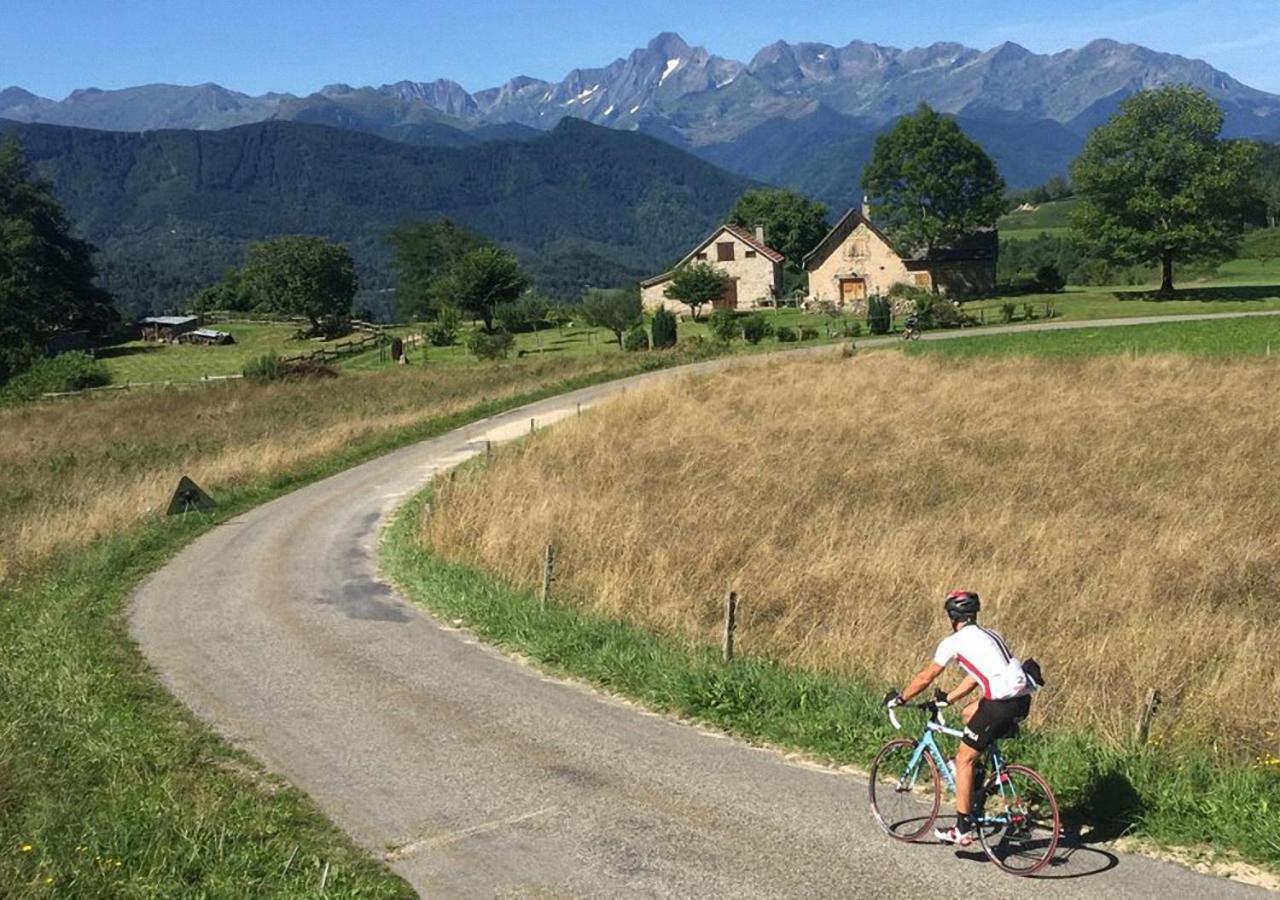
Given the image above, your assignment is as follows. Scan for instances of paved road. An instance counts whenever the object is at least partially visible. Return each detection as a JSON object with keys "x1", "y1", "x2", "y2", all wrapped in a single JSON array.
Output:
[{"x1": 132, "y1": 312, "x2": 1279, "y2": 898}]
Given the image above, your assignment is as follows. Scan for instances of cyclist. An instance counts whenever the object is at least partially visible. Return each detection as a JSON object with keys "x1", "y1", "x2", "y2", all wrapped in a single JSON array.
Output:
[
  {"x1": 885, "y1": 590, "x2": 1035, "y2": 846},
  {"x1": 902, "y1": 312, "x2": 920, "y2": 338}
]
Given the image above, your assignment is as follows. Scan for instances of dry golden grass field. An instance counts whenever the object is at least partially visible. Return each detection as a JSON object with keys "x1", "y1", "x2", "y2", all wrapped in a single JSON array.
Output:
[
  {"x1": 0, "y1": 356, "x2": 634, "y2": 585},
  {"x1": 425, "y1": 351, "x2": 1280, "y2": 751}
]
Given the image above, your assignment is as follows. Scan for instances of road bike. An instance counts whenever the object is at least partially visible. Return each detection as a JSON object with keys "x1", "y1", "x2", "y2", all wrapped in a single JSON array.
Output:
[
  {"x1": 869, "y1": 699, "x2": 1060, "y2": 876},
  {"x1": 900, "y1": 321, "x2": 922, "y2": 341}
]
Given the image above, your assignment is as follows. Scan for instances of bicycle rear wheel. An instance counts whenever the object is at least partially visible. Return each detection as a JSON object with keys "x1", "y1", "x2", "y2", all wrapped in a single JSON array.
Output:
[
  {"x1": 869, "y1": 738, "x2": 941, "y2": 841},
  {"x1": 977, "y1": 764, "x2": 1060, "y2": 876}
]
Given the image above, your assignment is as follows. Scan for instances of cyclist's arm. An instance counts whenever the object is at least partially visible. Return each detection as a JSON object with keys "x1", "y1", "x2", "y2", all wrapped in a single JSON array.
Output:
[
  {"x1": 899, "y1": 662, "x2": 944, "y2": 702},
  {"x1": 945, "y1": 676, "x2": 978, "y2": 705}
]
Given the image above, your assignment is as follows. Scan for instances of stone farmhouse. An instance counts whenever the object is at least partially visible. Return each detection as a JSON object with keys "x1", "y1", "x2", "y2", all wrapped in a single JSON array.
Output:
[
  {"x1": 803, "y1": 205, "x2": 997, "y2": 307},
  {"x1": 641, "y1": 224, "x2": 785, "y2": 315}
]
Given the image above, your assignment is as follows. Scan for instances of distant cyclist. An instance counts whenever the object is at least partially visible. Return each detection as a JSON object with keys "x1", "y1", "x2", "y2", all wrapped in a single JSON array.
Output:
[
  {"x1": 885, "y1": 590, "x2": 1036, "y2": 846},
  {"x1": 901, "y1": 313, "x2": 921, "y2": 341}
]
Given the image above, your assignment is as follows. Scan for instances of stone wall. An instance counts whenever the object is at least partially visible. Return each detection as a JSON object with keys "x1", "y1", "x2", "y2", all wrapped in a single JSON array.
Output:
[{"x1": 641, "y1": 228, "x2": 781, "y2": 315}]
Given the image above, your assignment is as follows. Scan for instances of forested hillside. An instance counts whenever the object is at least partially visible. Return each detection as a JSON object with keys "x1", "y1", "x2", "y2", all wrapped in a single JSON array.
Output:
[{"x1": 0, "y1": 118, "x2": 757, "y2": 316}]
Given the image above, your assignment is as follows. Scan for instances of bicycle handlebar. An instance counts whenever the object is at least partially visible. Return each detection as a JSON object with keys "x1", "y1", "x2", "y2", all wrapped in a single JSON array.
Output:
[{"x1": 887, "y1": 700, "x2": 948, "y2": 732}]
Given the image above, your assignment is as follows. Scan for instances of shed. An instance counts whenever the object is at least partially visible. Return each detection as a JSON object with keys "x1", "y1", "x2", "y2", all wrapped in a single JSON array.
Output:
[
  {"x1": 181, "y1": 329, "x2": 236, "y2": 346},
  {"x1": 139, "y1": 316, "x2": 200, "y2": 342}
]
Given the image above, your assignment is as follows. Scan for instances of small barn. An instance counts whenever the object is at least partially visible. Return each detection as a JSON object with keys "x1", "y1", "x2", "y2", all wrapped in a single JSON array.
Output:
[
  {"x1": 640, "y1": 224, "x2": 786, "y2": 316},
  {"x1": 180, "y1": 329, "x2": 236, "y2": 346},
  {"x1": 139, "y1": 316, "x2": 200, "y2": 342}
]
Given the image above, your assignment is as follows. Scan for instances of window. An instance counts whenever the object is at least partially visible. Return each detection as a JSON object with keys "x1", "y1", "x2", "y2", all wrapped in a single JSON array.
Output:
[
  {"x1": 847, "y1": 237, "x2": 869, "y2": 259},
  {"x1": 695, "y1": 251, "x2": 707, "y2": 260},
  {"x1": 717, "y1": 241, "x2": 736, "y2": 262},
  {"x1": 745, "y1": 249, "x2": 757, "y2": 258}
]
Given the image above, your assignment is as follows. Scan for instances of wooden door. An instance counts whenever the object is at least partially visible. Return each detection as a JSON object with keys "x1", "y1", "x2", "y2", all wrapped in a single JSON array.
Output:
[
  {"x1": 719, "y1": 279, "x2": 739, "y2": 310},
  {"x1": 840, "y1": 278, "x2": 866, "y2": 304}
]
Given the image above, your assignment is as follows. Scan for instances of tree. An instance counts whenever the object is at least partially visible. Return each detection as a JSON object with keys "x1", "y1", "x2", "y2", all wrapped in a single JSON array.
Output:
[
  {"x1": 1251, "y1": 142, "x2": 1280, "y2": 229},
  {"x1": 650, "y1": 307, "x2": 678, "y2": 349},
  {"x1": 434, "y1": 246, "x2": 528, "y2": 332},
  {"x1": 727, "y1": 188, "x2": 828, "y2": 269},
  {"x1": 580, "y1": 288, "x2": 643, "y2": 348},
  {"x1": 1070, "y1": 86, "x2": 1258, "y2": 295},
  {"x1": 861, "y1": 104, "x2": 1006, "y2": 293},
  {"x1": 664, "y1": 262, "x2": 730, "y2": 320},
  {"x1": 386, "y1": 218, "x2": 490, "y2": 320},
  {"x1": 241, "y1": 235, "x2": 357, "y2": 334},
  {"x1": 0, "y1": 139, "x2": 117, "y2": 383},
  {"x1": 1240, "y1": 228, "x2": 1280, "y2": 270}
]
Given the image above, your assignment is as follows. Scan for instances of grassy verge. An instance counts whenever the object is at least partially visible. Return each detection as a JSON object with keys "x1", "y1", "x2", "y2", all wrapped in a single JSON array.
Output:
[
  {"x1": 0, "y1": 360, "x2": 694, "y2": 898},
  {"x1": 384, "y1": 489, "x2": 1280, "y2": 874},
  {"x1": 906, "y1": 315, "x2": 1280, "y2": 359}
]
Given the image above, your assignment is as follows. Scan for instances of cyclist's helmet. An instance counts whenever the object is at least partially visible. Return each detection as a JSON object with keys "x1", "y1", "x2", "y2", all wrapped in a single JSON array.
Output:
[{"x1": 944, "y1": 589, "x2": 981, "y2": 622}]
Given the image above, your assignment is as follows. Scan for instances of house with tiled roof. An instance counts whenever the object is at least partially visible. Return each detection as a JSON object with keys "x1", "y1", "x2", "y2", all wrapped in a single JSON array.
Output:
[
  {"x1": 640, "y1": 224, "x2": 785, "y2": 316},
  {"x1": 803, "y1": 204, "x2": 997, "y2": 307}
]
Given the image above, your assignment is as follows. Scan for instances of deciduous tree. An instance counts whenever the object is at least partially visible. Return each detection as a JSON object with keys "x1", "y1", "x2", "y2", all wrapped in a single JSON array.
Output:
[
  {"x1": 727, "y1": 188, "x2": 828, "y2": 269},
  {"x1": 663, "y1": 262, "x2": 730, "y2": 320},
  {"x1": 581, "y1": 288, "x2": 643, "y2": 348},
  {"x1": 387, "y1": 218, "x2": 491, "y2": 320},
  {"x1": 241, "y1": 235, "x2": 357, "y2": 334},
  {"x1": 1070, "y1": 86, "x2": 1258, "y2": 295},
  {"x1": 861, "y1": 104, "x2": 1005, "y2": 293},
  {"x1": 0, "y1": 139, "x2": 117, "y2": 383},
  {"x1": 435, "y1": 246, "x2": 528, "y2": 332}
]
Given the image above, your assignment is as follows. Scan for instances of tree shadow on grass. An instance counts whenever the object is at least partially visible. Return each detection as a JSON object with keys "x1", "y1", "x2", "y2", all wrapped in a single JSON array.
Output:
[
  {"x1": 1114, "y1": 285, "x2": 1280, "y2": 302},
  {"x1": 96, "y1": 344, "x2": 165, "y2": 359}
]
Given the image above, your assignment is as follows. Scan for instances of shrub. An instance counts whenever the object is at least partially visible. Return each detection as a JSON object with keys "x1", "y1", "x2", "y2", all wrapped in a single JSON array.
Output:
[
  {"x1": 651, "y1": 307, "x2": 678, "y2": 349},
  {"x1": 243, "y1": 353, "x2": 287, "y2": 382},
  {"x1": 1, "y1": 352, "x2": 110, "y2": 401},
  {"x1": 799, "y1": 326, "x2": 820, "y2": 341},
  {"x1": 426, "y1": 305, "x2": 461, "y2": 346},
  {"x1": 775, "y1": 326, "x2": 798, "y2": 343},
  {"x1": 888, "y1": 283, "x2": 931, "y2": 303},
  {"x1": 840, "y1": 320, "x2": 863, "y2": 338},
  {"x1": 1023, "y1": 302, "x2": 1039, "y2": 321},
  {"x1": 867, "y1": 296, "x2": 892, "y2": 335},
  {"x1": 708, "y1": 309, "x2": 739, "y2": 342},
  {"x1": 930, "y1": 298, "x2": 962, "y2": 328},
  {"x1": 1035, "y1": 263, "x2": 1066, "y2": 293},
  {"x1": 466, "y1": 328, "x2": 515, "y2": 361},
  {"x1": 623, "y1": 325, "x2": 650, "y2": 352},
  {"x1": 1000, "y1": 302, "x2": 1017, "y2": 324},
  {"x1": 740, "y1": 313, "x2": 774, "y2": 345}
]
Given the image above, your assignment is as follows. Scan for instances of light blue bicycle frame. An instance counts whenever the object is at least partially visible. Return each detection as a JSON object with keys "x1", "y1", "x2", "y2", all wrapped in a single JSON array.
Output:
[{"x1": 894, "y1": 707, "x2": 1012, "y2": 825}]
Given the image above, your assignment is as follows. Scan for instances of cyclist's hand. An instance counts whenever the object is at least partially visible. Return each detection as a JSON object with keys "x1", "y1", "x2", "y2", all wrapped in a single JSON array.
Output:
[
  {"x1": 883, "y1": 689, "x2": 904, "y2": 709},
  {"x1": 933, "y1": 688, "x2": 950, "y2": 708}
]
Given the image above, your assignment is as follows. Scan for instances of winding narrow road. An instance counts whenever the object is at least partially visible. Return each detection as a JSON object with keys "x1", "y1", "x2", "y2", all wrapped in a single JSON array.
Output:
[{"x1": 132, "y1": 312, "x2": 1279, "y2": 898}]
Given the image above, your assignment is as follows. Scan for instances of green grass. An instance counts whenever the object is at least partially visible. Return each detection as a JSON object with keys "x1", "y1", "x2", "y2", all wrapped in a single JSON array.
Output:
[
  {"x1": 0, "y1": 363, "x2": 692, "y2": 898},
  {"x1": 98, "y1": 324, "x2": 316, "y2": 383},
  {"x1": 908, "y1": 315, "x2": 1280, "y2": 360},
  {"x1": 383, "y1": 491, "x2": 1280, "y2": 872},
  {"x1": 997, "y1": 199, "x2": 1077, "y2": 241}
]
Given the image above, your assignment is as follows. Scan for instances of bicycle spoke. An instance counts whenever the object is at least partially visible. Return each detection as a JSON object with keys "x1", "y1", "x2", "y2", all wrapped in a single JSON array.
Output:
[
  {"x1": 977, "y1": 764, "x2": 1061, "y2": 876},
  {"x1": 869, "y1": 738, "x2": 941, "y2": 842}
]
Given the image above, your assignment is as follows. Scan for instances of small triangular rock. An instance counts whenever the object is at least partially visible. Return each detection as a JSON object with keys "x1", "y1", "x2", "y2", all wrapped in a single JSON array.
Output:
[{"x1": 166, "y1": 476, "x2": 216, "y2": 516}]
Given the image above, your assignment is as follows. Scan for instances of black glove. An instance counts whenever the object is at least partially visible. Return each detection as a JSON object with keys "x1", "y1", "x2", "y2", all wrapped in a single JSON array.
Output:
[
  {"x1": 884, "y1": 689, "x2": 905, "y2": 708},
  {"x1": 933, "y1": 688, "x2": 951, "y2": 708}
]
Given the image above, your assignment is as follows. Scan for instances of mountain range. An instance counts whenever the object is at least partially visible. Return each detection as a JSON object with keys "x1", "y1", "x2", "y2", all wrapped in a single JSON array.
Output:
[
  {"x1": 0, "y1": 117, "x2": 755, "y2": 316},
  {"x1": 5, "y1": 32, "x2": 1280, "y2": 207}
]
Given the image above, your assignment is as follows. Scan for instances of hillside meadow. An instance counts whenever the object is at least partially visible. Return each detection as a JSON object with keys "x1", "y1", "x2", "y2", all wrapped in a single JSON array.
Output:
[{"x1": 422, "y1": 351, "x2": 1280, "y2": 754}]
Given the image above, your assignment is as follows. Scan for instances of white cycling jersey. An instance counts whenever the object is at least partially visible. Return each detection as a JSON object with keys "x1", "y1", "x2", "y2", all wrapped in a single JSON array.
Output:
[{"x1": 933, "y1": 623, "x2": 1031, "y2": 701}]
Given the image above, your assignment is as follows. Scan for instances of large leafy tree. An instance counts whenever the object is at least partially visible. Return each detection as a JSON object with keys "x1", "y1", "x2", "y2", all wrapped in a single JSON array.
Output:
[
  {"x1": 1070, "y1": 86, "x2": 1258, "y2": 295},
  {"x1": 1251, "y1": 141, "x2": 1280, "y2": 229},
  {"x1": 386, "y1": 218, "x2": 491, "y2": 321},
  {"x1": 663, "y1": 262, "x2": 730, "y2": 320},
  {"x1": 861, "y1": 104, "x2": 1005, "y2": 292},
  {"x1": 727, "y1": 188, "x2": 828, "y2": 269},
  {"x1": 580, "y1": 288, "x2": 643, "y2": 348},
  {"x1": 240, "y1": 235, "x2": 357, "y2": 333},
  {"x1": 0, "y1": 139, "x2": 117, "y2": 382},
  {"x1": 434, "y1": 246, "x2": 528, "y2": 332}
]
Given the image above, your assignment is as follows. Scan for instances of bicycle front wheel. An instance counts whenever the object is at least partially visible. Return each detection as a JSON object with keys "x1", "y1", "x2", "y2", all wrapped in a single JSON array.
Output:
[
  {"x1": 977, "y1": 764, "x2": 1060, "y2": 876},
  {"x1": 869, "y1": 738, "x2": 941, "y2": 841},
  {"x1": 909, "y1": 329, "x2": 920, "y2": 341}
]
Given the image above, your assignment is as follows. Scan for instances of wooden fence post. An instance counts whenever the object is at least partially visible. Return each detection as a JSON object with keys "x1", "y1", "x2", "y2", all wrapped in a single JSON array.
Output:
[
  {"x1": 530, "y1": 417, "x2": 536, "y2": 435},
  {"x1": 1135, "y1": 688, "x2": 1160, "y2": 744},
  {"x1": 540, "y1": 544, "x2": 555, "y2": 609},
  {"x1": 722, "y1": 591, "x2": 738, "y2": 663},
  {"x1": 485, "y1": 439, "x2": 492, "y2": 459}
]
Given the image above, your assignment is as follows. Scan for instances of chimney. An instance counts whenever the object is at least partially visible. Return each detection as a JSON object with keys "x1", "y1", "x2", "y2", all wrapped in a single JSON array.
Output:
[
  {"x1": 754, "y1": 223, "x2": 766, "y2": 245},
  {"x1": 861, "y1": 195, "x2": 872, "y2": 220}
]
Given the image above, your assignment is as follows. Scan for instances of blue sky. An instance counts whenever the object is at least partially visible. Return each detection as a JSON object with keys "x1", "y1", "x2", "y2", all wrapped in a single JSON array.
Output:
[{"x1": 5, "y1": 0, "x2": 1280, "y2": 98}]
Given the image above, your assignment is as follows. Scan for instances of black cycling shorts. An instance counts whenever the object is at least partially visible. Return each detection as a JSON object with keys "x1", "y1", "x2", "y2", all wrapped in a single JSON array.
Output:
[{"x1": 962, "y1": 695, "x2": 1031, "y2": 751}]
